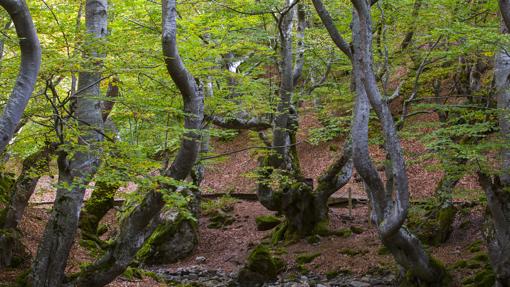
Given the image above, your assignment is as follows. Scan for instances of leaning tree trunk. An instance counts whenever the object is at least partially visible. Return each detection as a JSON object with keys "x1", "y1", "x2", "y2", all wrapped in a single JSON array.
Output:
[
  {"x1": 0, "y1": 0, "x2": 41, "y2": 154},
  {"x1": 347, "y1": 1, "x2": 449, "y2": 284},
  {"x1": 29, "y1": 1, "x2": 107, "y2": 286},
  {"x1": 66, "y1": 0, "x2": 204, "y2": 285},
  {"x1": 0, "y1": 144, "x2": 56, "y2": 268}
]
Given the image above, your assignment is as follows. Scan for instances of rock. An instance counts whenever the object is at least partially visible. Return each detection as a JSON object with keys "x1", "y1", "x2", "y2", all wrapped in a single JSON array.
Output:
[
  {"x1": 138, "y1": 188, "x2": 200, "y2": 264},
  {"x1": 255, "y1": 215, "x2": 282, "y2": 231},
  {"x1": 208, "y1": 209, "x2": 236, "y2": 229},
  {"x1": 196, "y1": 256, "x2": 206, "y2": 263},
  {"x1": 350, "y1": 281, "x2": 371, "y2": 287},
  {"x1": 138, "y1": 209, "x2": 198, "y2": 264},
  {"x1": 237, "y1": 244, "x2": 286, "y2": 286}
]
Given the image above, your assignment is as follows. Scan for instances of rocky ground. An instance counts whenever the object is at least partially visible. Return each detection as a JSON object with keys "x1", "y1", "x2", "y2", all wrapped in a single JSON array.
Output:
[{"x1": 154, "y1": 265, "x2": 396, "y2": 287}]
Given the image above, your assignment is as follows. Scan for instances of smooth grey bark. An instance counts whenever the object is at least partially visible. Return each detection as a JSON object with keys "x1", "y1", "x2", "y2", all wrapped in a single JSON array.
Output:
[
  {"x1": 349, "y1": 1, "x2": 448, "y2": 284},
  {"x1": 67, "y1": 0, "x2": 204, "y2": 285},
  {"x1": 79, "y1": 76, "x2": 120, "y2": 242},
  {"x1": 0, "y1": 0, "x2": 41, "y2": 154},
  {"x1": 313, "y1": 0, "x2": 447, "y2": 284},
  {"x1": 29, "y1": 1, "x2": 108, "y2": 286}
]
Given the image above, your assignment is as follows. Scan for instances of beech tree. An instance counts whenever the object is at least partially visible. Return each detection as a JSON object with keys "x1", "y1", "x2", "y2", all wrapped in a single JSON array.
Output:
[
  {"x1": 0, "y1": 0, "x2": 41, "y2": 269},
  {"x1": 64, "y1": 0, "x2": 205, "y2": 285},
  {"x1": 29, "y1": 0, "x2": 108, "y2": 285},
  {"x1": 313, "y1": 0, "x2": 449, "y2": 284}
]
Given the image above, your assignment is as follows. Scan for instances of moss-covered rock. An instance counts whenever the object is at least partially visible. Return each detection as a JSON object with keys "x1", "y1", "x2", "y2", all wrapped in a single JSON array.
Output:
[
  {"x1": 237, "y1": 244, "x2": 286, "y2": 287},
  {"x1": 137, "y1": 210, "x2": 198, "y2": 265},
  {"x1": 296, "y1": 252, "x2": 321, "y2": 264},
  {"x1": 255, "y1": 215, "x2": 282, "y2": 231},
  {"x1": 207, "y1": 209, "x2": 235, "y2": 229}
]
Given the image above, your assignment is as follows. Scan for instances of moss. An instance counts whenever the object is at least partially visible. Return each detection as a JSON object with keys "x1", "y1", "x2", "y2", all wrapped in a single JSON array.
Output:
[
  {"x1": 334, "y1": 228, "x2": 352, "y2": 238},
  {"x1": 136, "y1": 213, "x2": 197, "y2": 263},
  {"x1": 467, "y1": 240, "x2": 483, "y2": 253},
  {"x1": 463, "y1": 268, "x2": 495, "y2": 287},
  {"x1": 201, "y1": 195, "x2": 236, "y2": 216},
  {"x1": 338, "y1": 248, "x2": 368, "y2": 257},
  {"x1": 472, "y1": 252, "x2": 489, "y2": 262},
  {"x1": 271, "y1": 222, "x2": 288, "y2": 244},
  {"x1": 312, "y1": 220, "x2": 331, "y2": 236},
  {"x1": 297, "y1": 264, "x2": 309, "y2": 274},
  {"x1": 306, "y1": 234, "x2": 321, "y2": 244},
  {"x1": 241, "y1": 244, "x2": 285, "y2": 278},
  {"x1": 14, "y1": 269, "x2": 30, "y2": 287},
  {"x1": 255, "y1": 215, "x2": 282, "y2": 231},
  {"x1": 296, "y1": 252, "x2": 321, "y2": 264},
  {"x1": 207, "y1": 209, "x2": 235, "y2": 229},
  {"x1": 377, "y1": 246, "x2": 390, "y2": 255},
  {"x1": 326, "y1": 268, "x2": 352, "y2": 280},
  {"x1": 450, "y1": 260, "x2": 467, "y2": 270},
  {"x1": 350, "y1": 225, "x2": 364, "y2": 234},
  {"x1": 402, "y1": 255, "x2": 451, "y2": 287}
]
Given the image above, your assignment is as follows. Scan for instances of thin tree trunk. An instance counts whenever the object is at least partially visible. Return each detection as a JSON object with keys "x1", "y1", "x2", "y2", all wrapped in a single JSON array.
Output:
[
  {"x1": 314, "y1": 0, "x2": 448, "y2": 284},
  {"x1": 29, "y1": 1, "x2": 108, "y2": 286}
]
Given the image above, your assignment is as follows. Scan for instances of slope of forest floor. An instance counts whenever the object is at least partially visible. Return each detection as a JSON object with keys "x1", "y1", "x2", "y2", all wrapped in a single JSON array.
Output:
[{"x1": 0, "y1": 105, "x2": 487, "y2": 286}]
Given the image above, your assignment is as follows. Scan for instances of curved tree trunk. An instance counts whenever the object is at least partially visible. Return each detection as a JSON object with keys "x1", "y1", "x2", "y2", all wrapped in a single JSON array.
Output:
[
  {"x1": 29, "y1": 1, "x2": 108, "y2": 286},
  {"x1": 0, "y1": 0, "x2": 41, "y2": 154},
  {"x1": 311, "y1": 0, "x2": 448, "y2": 283},
  {"x1": 66, "y1": 0, "x2": 204, "y2": 285}
]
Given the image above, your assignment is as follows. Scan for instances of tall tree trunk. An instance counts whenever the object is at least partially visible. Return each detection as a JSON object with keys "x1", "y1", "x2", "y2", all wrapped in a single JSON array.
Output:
[
  {"x1": 29, "y1": 1, "x2": 108, "y2": 286},
  {"x1": 0, "y1": 0, "x2": 41, "y2": 154},
  {"x1": 475, "y1": 4, "x2": 510, "y2": 285},
  {"x1": 67, "y1": 0, "x2": 204, "y2": 285},
  {"x1": 79, "y1": 77, "x2": 120, "y2": 243},
  {"x1": 348, "y1": 1, "x2": 448, "y2": 284}
]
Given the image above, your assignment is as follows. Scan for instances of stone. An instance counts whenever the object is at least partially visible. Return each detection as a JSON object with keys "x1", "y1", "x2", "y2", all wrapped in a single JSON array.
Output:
[
  {"x1": 350, "y1": 281, "x2": 371, "y2": 287},
  {"x1": 196, "y1": 256, "x2": 206, "y2": 263}
]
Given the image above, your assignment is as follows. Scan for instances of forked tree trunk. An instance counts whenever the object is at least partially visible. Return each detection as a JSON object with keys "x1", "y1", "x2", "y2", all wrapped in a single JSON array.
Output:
[
  {"x1": 312, "y1": 0, "x2": 452, "y2": 284},
  {"x1": 66, "y1": 0, "x2": 204, "y2": 285},
  {"x1": 29, "y1": 1, "x2": 107, "y2": 286},
  {"x1": 256, "y1": 1, "x2": 353, "y2": 240}
]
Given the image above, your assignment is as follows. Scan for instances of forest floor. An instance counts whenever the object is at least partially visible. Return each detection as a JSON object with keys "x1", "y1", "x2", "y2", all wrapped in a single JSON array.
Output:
[{"x1": 0, "y1": 106, "x2": 488, "y2": 286}]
